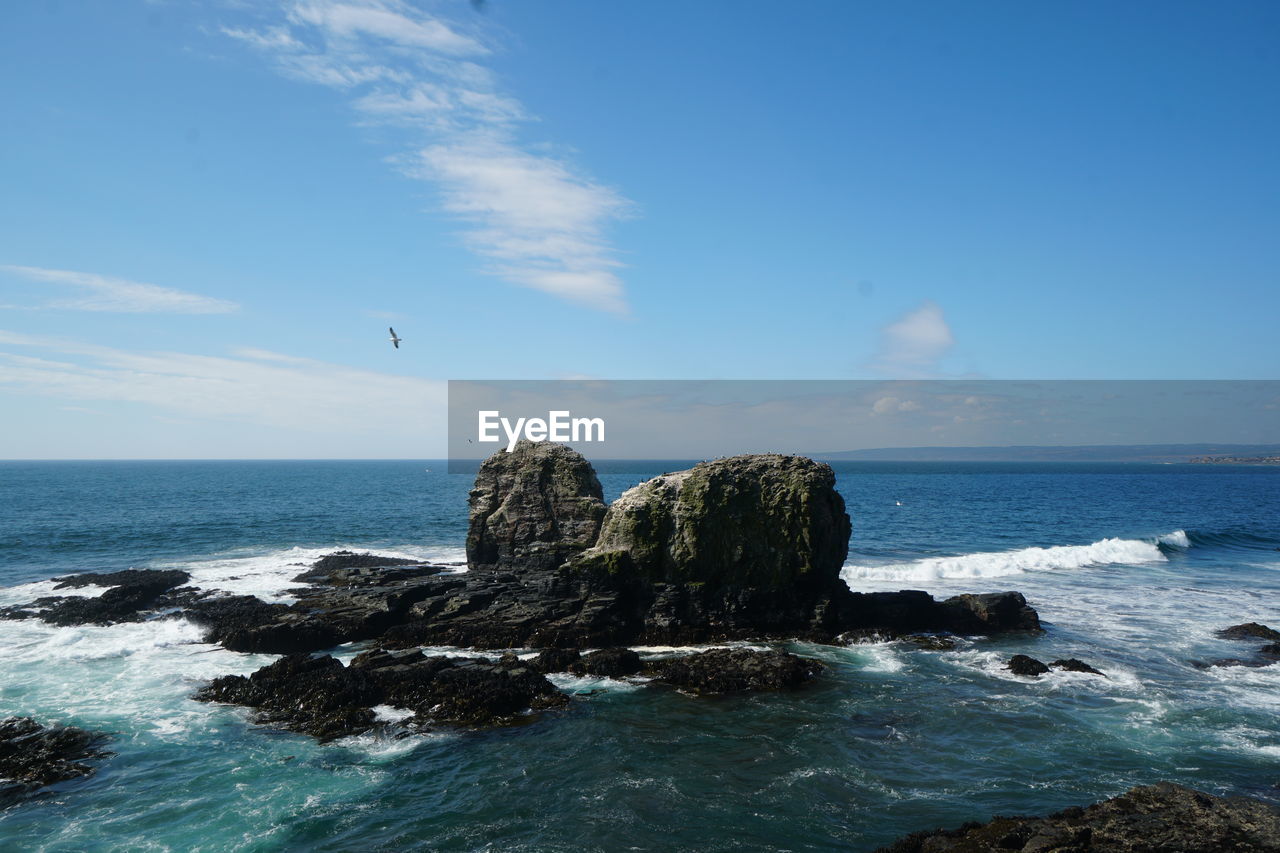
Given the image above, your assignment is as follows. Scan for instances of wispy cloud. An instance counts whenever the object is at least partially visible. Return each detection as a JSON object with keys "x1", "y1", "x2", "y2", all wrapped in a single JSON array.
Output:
[
  {"x1": 0, "y1": 330, "x2": 442, "y2": 437},
  {"x1": 871, "y1": 300, "x2": 955, "y2": 377},
  {"x1": 220, "y1": 0, "x2": 631, "y2": 313},
  {"x1": 0, "y1": 265, "x2": 239, "y2": 314}
]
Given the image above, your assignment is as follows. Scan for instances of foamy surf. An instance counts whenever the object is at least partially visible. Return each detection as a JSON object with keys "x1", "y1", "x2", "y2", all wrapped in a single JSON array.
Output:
[
  {"x1": 842, "y1": 532, "x2": 1188, "y2": 585},
  {"x1": 159, "y1": 544, "x2": 467, "y2": 603}
]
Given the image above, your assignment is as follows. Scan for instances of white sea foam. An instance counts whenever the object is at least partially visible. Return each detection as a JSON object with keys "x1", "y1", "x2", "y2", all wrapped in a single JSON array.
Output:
[
  {"x1": 1158, "y1": 529, "x2": 1191, "y2": 548},
  {"x1": 0, "y1": 579, "x2": 112, "y2": 607},
  {"x1": 841, "y1": 533, "x2": 1184, "y2": 585},
  {"x1": 162, "y1": 544, "x2": 465, "y2": 603},
  {"x1": 371, "y1": 704, "x2": 415, "y2": 723}
]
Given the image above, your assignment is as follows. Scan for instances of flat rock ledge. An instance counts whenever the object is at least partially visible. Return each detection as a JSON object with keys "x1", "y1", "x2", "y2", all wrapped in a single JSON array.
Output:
[
  {"x1": 875, "y1": 782, "x2": 1280, "y2": 853},
  {"x1": 195, "y1": 646, "x2": 824, "y2": 741},
  {"x1": 193, "y1": 650, "x2": 569, "y2": 742},
  {"x1": 0, "y1": 717, "x2": 112, "y2": 805}
]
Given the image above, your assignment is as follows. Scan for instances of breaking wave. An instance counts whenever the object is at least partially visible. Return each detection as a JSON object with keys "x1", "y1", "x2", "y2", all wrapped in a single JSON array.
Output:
[{"x1": 842, "y1": 531, "x2": 1188, "y2": 584}]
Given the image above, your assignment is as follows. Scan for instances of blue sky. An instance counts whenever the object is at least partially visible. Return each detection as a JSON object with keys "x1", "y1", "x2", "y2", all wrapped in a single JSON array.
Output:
[{"x1": 1, "y1": 1, "x2": 1277, "y2": 458}]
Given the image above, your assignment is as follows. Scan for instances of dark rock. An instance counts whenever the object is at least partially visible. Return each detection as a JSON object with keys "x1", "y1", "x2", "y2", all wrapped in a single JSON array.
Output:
[
  {"x1": 1218, "y1": 622, "x2": 1280, "y2": 641},
  {"x1": 874, "y1": 781, "x2": 1280, "y2": 853},
  {"x1": 1052, "y1": 658, "x2": 1106, "y2": 676},
  {"x1": 292, "y1": 550, "x2": 425, "y2": 584},
  {"x1": 902, "y1": 634, "x2": 958, "y2": 651},
  {"x1": 0, "y1": 569, "x2": 190, "y2": 627},
  {"x1": 0, "y1": 717, "x2": 112, "y2": 805},
  {"x1": 467, "y1": 440, "x2": 606, "y2": 572},
  {"x1": 194, "y1": 650, "x2": 568, "y2": 741},
  {"x1": 568, "y1": 647, "x2": 642, "y2": 677},
  {"x1": 646, "y1": 648, "x2": 823, "y2": 694},
  {"x1": 941, "y1": 592, "x2": 1042, "y2": 634},
  {"x1": 530, "y1": 648, "x2": 582, "y2": 674},
  {"x1": 1008, "y1": 654, "x2": 1050, "y2": 677},
  {"x1": 51, "y1": 569, "x2": 189, "y2": 591}
]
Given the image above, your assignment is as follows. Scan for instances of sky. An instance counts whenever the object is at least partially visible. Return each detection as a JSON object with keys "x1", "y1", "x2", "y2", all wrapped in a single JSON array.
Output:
[{"x1": 1, "y1": 1, "x2": 1277, "y2": 458}]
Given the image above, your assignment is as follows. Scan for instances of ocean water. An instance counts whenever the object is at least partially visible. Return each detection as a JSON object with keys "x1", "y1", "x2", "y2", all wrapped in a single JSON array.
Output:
[{"x1": 1, "y1": 460, "x2": 1279, "y2": 851}]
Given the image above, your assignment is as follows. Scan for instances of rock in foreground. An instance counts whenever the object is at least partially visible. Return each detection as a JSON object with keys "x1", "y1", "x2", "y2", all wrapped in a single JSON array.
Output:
[
  {"x1": 875, "y1": 782, "x2": 1280, "y2": 853},
  {"x1": 193, "y1": 650, "x2": 568, "y2": 742},
  {"x1": 0, "y1": 717, "x2": 112, "y2": 804}
]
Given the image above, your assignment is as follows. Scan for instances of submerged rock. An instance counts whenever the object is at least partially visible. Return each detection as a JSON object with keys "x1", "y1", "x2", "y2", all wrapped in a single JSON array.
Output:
[
  {"x1": 901, "y1": 634, "x2": 958, "y2": 651},
  {"x1": 193, "y1": 650, "x2": 568, "y2": 742},
  {"x1": 1217, "y1": 622, "x2": 1280, "y2": 641},
  {"x1": 1007, "y1": 654, "x2": 1050, "y2": 677},
  {"x1": 875, "y1": 782, "x2": 1280, "y2": 853},
  {"x1": 1052, "y1": 658, "x2": 1106, "y2": 676},
  {"x1": 646, "y1": 648, "x2": 823, "y2": 694},
  {"x1": 467, "y1": 440, "x2": 607, "y2": 572},
  {"x1": 0, "y1": 717, "x2": 112, "y2": 805}
]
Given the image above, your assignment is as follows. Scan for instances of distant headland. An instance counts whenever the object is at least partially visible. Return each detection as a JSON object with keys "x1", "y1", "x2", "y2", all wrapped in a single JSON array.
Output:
[{"x1": 817, "y1": 443, "x2": 1280, "y2": 463}]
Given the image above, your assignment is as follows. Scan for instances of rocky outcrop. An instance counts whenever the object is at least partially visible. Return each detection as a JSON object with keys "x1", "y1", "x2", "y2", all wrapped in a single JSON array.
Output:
[
  {"x1": 875, "y1": 782, "x2": 1280, "y2": 852},
  {"x1": 0, "y1": 717, "x2": 112, "y2": 804},
  {"x1": 0, "y1": 446, "x2": 1042, "y2": 659},
  {"x1": 0, "y1": 569, "x2": 190, "y2": 626},
  {"x1": 573, "y1": 454, "x2": 850, "y2": 591},
  {"x1": 568, "y1": 647, "x2": 643, "y2": 677},
  {"x1": 1218, "y1": 622, "x2": 1280, "y2": 641},
  {"x1": 1007, "y1": 655, "x2": 1105, "y2": 678},
  {"x1": 1008, "y1": 654, "x2": 1050, "y2": 677},
  {"x1": 1201, "y1": 622, "x2": 1280, "y2": 668},
  {"x1": 466, "y1": 441, "x2": 606, "y2": 572},
  {"x1": 1053, "y1": 657, "x2": 1105, "y2": 676},
  {"x1": 193, "y1": 650, "x2": 568, "y2": 742},
  {"x1": 646, "y1": 648, "x2": 823, "y2": 694}
]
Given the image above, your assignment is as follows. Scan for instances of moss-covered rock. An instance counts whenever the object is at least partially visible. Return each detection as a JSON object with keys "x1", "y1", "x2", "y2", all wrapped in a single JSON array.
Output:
[{"x1": 572, "y1": 454, "x2": 850, "y2": 592}]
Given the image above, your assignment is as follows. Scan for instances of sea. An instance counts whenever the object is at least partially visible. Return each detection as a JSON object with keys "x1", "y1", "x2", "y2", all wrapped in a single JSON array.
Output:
[{"x1": 1, "y1": 460, "x2": 1278, "y2": 851}]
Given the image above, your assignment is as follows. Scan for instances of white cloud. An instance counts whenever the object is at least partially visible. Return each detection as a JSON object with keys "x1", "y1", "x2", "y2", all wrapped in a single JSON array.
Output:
[
  {"x1": 0, "y1": 331, "x2": 442, "y2": 438},
  {"x1": 871, "y1": 396, "x2": 922, "y2": 415},
  {"x1": 872, "y1": 301, "x2": 955, "y2": 376},
  {"x1": 220, "y1": 0, "x2": 631, "y2": 312},
  {"x1": 1, "y1": 265, "x2": 239, "y2": 314}
]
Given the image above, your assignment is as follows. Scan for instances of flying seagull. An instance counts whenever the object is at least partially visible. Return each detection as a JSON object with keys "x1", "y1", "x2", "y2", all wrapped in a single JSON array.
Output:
[{"x1": 388, "y1": 327, "x2": 402, "y2": 349}]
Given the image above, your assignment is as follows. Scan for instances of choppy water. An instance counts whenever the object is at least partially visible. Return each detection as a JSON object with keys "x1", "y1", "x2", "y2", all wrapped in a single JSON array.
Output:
[{"x1": 1, "y1": 460, "x2": 1278, "y2": 851}]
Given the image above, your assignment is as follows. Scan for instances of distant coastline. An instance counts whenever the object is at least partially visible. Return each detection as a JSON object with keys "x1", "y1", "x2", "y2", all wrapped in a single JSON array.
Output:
[{"x1": 816, "y1": 443, "x2": 1280, "y2": 463}]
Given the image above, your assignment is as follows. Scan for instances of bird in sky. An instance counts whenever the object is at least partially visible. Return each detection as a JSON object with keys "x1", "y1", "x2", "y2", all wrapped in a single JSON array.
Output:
[{"x1": 388, "y1": 327, "x2": 402, "y2": 349}]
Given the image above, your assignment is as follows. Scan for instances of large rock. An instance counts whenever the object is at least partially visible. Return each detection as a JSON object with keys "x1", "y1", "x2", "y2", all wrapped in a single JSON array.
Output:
[
  {"x1": 876, "y1": 782, "x2": 1280, "y2": 852},
  {"x1": 467, "y1": 441, "x2": 607, "y2": 571},
  {"x1": 573, "y1": 453, "x2": 850, "y2": 591}
]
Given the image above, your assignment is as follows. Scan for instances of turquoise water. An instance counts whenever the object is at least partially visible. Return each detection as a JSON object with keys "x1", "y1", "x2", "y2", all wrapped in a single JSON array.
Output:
[{"x1": 1, "y1": 461, "x2": 1279, "y2": 851}]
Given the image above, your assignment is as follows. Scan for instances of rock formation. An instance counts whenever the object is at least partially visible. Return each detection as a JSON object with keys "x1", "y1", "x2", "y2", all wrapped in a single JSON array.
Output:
[
  {"x1": 876, "y1": 782, "x2": 1280, "y2": 852},
  {"x1": 466, "y1": 440, "x2": 607, "y2": 571},
  {"x1": 0, "y1": 717, "x2": 112, "y2": 804},
  {"x1": 2, "y1": 444, "x2": 1043, "y2": 655},
  {"x1": 194, "y1": 650, "x2": 569, "y2": 742},
  {"x1": 573, "y1": 454, "x2": 850, "y2": 591}
]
